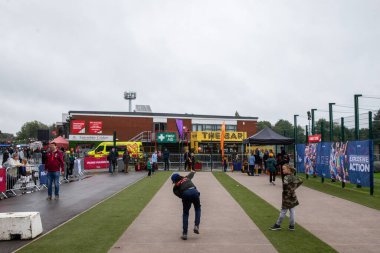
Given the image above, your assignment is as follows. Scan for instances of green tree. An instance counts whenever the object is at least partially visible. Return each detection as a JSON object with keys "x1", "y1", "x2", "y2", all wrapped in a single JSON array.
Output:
[
  {"x1": 296, "y1": 125, "x2": 306, "y2": 144},
  {"x1": 373, "y1": 109, "x2": 380, "y2": 143},
  {"x1": 256, "y1": 121, "x2": 272, "y2": 132},
  {"x1": 16, "y1": 121, "x2": 49, "y2": 142},
  {"x1": 273, "y1": 119, "x2": 293, "y2": 137}
]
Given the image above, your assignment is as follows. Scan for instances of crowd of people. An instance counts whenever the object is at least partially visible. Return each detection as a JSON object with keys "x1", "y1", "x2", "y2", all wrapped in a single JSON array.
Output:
[{"x1": 243, "y1": 147, "x2": 290, "y2": 184}]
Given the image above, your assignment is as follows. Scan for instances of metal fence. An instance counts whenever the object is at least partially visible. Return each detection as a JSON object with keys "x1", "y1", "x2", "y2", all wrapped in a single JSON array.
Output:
[
  {"x1": 4, "y1": 165, "x2": 41, "y2": 197},
  {"x1": 1, "y1": 159, "x2": 87, "y2": 199}
]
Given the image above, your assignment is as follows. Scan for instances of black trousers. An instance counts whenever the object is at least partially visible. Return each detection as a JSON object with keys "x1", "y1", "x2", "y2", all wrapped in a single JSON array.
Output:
[
  {"x1": 164, "y1": 159, "x2": 169, "y2": 170},
  {"x1": 269, "y1": 171, "x2": 276, "y2": 182}
]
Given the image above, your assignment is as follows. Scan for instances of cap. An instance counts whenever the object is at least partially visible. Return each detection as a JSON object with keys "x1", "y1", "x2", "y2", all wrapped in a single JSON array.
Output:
[{"x1": 171, "y1": 173, "x2": 180, "y2": 183}]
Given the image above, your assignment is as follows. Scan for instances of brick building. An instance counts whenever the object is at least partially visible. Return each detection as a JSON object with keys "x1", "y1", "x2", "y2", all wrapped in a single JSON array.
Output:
[{"x1": 67, "y1": 111, "x2": 258, "y2": 154}]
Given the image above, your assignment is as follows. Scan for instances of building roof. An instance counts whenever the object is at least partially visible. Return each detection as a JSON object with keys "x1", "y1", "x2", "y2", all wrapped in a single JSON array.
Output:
[
  {"x1": 243, "y1": 127, "x2": 294, "y2": 145},
  {"x1": 68, "y1": 110, "x2": 258, "y2": 121}
]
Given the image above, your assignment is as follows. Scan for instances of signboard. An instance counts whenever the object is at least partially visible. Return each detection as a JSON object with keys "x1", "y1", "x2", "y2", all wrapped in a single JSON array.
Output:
[
  {"x1": 0, "y1": 167, "x2": 6, "y2": 192},
  {"x1": 89, "y1": 121, "x2": 103, "y2": 134},
  {"x1": 84, "y1": 157, "x2": 109, "y2": 170},
  {"x1": 39, "y1": 165, "x2": 47, "y2": 185},
  {"x1": 296, "y1": 140, "x2": 373, "y2": 187},
  {"x1": 308, "y1": 134, "x2": 321, "y2": 143},
  {"x1": 71, "y1": 120, "x2": 86, "y2": 134},
  {"x1": 69, "y1": 135, "x2": 113, "y2": 141},
  {"x1": 156, "y1": 132, "x2": 177, "y2": 143},
  {"x1": 347, "y1": 140, "x2": 371, "y2": 187},
  {"x1": 191, "y1": 131, "x2": 247, "y2": 142}
]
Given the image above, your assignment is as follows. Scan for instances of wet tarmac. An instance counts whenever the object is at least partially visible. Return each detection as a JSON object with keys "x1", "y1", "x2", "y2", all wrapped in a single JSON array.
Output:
[{"x1": 0, "y1": 171, "x2": 146, "y2": 253}]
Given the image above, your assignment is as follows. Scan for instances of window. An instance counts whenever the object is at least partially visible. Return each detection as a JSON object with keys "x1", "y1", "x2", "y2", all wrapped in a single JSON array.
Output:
[
  {"x1": 191, "y1": 124, "x2": 236, "y2": 131},
  {"x1": 226, "y1": 125, "x2": 237, "y2": 131},
  {"x1": 95, "y1": 145, "x2": 104, "y2": 152},
  {"x1": 154, "y1": 123, "x2": 167, "y2": 131}
]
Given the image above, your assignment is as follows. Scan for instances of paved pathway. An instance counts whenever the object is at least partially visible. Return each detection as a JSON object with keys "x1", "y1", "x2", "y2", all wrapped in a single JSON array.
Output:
[
  {"x1": 229, "y1": 172, "x2": 380, "y2": 253},
  {"x1": 0, "y1": 171, "x2": 145, "y2": 253},
  {"x1": 109, "y1": 172, "x2": 277, "y2": 253}
]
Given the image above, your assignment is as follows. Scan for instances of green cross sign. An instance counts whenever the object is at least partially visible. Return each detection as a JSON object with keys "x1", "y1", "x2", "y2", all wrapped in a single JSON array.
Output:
[{"x1": 156, "y1": 132, "x2": 177, "y2": 143}]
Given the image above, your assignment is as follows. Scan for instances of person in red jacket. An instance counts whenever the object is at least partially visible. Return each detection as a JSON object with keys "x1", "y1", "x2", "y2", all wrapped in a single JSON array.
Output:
[{"x1": 45, "y1": 142, "x2": 64, "y2": 200}]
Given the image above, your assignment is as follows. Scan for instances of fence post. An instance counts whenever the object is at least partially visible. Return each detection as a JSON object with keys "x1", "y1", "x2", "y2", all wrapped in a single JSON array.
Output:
[
  {"x1": 329, "y1": 103, "x2": 335, "y2": 141},
  {"x1": 321, "y1": 121, "x2": 325, "y2": 142},
  {"x1": 369, "y1": 112, "x2": 374, "y2": 195},
  {"x1": 354, "y1": 94, "x2": 362, "y2": 140},
  {"x1": 341, "y1": 117, "x2": 345, "y2": 188}
]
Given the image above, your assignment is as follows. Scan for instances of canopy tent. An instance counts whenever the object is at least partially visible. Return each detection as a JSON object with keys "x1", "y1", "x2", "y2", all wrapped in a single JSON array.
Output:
[
  {"x1": 50, "y1": 136, "x2": 69, "y2": 149},
  {"x1": 243, "y1": 127, "x2": 294, "y2": 145}
]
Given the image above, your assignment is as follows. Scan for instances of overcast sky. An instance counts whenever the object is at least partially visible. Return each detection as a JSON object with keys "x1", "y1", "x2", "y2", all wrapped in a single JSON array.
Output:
[{"x1": 1, "y1": 0, "x2": 379, "y2": 135}]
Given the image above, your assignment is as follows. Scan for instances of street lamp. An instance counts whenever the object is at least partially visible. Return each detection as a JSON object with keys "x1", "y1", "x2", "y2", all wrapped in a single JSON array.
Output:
[
  {"x1": 294, "y1": 115, "x2": 299, "y2": 171},
  {"x1": 311, "y1": 109, "x2": 317, "y2": 135},
  {"x1": 354, "y1": 94, "x2": 362, "y2": 140},
  {"x1": 329, "y1": 103, "x2": 335, "y2": 141}
]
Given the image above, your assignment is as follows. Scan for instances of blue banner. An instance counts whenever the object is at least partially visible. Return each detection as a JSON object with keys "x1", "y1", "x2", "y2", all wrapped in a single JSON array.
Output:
[
  {"x1": 328, "y1": 142, "x2": 348, "y2": 182},
  {"x1": 296, "y1": 140, "x2": 372, "y2": 187},
  {"x1": 346, "y1": 141, "x2": 370, "y2": 187},
  {"x1": 39, "y1": 164, "x2": 47, "y2": 185},
  {"x1": 296, "y1": 144, "x2": 306, "y2": 173},
  {"x1": 316, "y1": 142, "x2": 330, "y2": 178}
]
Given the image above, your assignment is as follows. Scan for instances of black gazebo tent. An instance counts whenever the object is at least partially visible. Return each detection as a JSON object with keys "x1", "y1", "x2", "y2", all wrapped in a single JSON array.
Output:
[{"x1": 243, "y1": 127, "x2": 294, "y2": 145}]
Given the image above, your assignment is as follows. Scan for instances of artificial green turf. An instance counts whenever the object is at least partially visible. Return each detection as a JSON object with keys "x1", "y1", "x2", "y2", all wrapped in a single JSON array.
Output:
[
  {"x1": 298, "y1": 173, "x2": 380, "y2": 211},
  {"x1": 214, "y1": 172, "x2": 337, "y2": 253},
  {"x1": 17, "y1": 172, "x2": 170, "y2": 253}
]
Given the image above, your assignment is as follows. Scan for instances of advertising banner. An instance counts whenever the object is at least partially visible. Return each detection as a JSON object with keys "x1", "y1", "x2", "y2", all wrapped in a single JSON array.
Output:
[
  {"x1": 346, "y1": 140, "x2": 371, "y2": 187},
  {"x1": 84, "y1": 157, "x2": 109, "y2": 170},
  {"x1": 296, "y1": 144, "x2": 306, "y2": 173},
  {"x1": 71, "y1": 120, "x2": 86, "y2": 134},
  {"x1": 0, "y1": 167, "x2": 6, "y2": 192},
  {"x1": 304, "y1": 143, "x2": 317, "y2": 175},
  {"x1": 316, "y1": 142, "x2": 331, "y2": 178},
  {"x1": 329, "y1": 142, "x2": 348, "y2": 182},
  {"x1": 39, "y1": 165, "x2": 47, "y2": 185},
  {"x1": 191, "y1": 131, "x2": 247, "y2": 142},
  {"x1": 308, "y1": 134, "x2": 321, "y2": 143},
  {"x1": 89, "y1": 121, "x2": 103, "y2": 134},
  {"x1": 296, "y1": 140, "x2": 372, "y2": 187},
  {"x1": 69, "y1": 135, "x2": 113, "y2": 141}
]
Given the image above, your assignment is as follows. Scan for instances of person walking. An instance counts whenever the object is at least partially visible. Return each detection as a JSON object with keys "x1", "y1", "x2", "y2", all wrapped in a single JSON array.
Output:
[
  {"x1": 122, "y1": 149, "x2": 130, "y2": 173},
  {"x1": 151, "y1": 151, "x2": 158, "y2": 173},
  {"x1": 45, "y1": 142, "x2": 64, "y2": 200},
  {"x1": 267, "y1": 153, "x2": 277, "y2": 185},
  {"x1": 248, "y1": 151, "x2": 255, "y2": 176},
  {"x1": 190, "y1": 153, "x2": 196, "y2": 171},
  {"x1": 171, "y1": 171, "x2": 201, "y2": 240},
  {"x1": 183, "y1": 150, "x2": 190, "y2": 171},
  {"x1": 108, "y1": 147, "x2": 118, "y2": 174},
  {"x1": 63, "y1": 150, "x2": 70, "y2": 180},
  {"x1": 270, "y1": 164, "x2": 303, "y2": 231},
  {"x1": 147, "y1": 158, "x2": 153, "y2": 177},
  {"x1": 223, "y1": 157, "x2": 228, "y2": 172},
  {"x1": 163, "y1": 148, "x2": 170, "y2": 171}
]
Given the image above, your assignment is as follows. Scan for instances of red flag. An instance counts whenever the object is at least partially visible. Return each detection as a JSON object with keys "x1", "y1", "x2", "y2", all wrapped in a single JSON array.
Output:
[{"x1": 221, "y1": 122, "x2": 226, "y2": 160}]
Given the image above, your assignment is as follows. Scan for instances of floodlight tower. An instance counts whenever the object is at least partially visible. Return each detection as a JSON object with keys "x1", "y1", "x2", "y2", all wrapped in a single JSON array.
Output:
[{"x1": 124, "y1": 91, "x2": 137, "y2": 112}]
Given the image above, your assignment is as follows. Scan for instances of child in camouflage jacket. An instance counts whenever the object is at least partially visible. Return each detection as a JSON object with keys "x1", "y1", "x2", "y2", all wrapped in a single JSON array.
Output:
[{"x1": 270, "y1": 164, "x2": 303, "y2": 231}]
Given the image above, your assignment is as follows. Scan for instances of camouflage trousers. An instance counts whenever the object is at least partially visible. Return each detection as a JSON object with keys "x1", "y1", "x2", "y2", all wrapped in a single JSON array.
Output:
[{"x1": 276, "y1": 208, "x2": 295, "y2": 227}]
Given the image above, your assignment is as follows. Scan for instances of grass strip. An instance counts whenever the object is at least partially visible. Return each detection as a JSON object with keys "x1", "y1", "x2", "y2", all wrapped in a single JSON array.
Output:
[
  {"x1": 213, "y1": 172, "x2": 337, "y2": 253},
  {"x1": 18, "y1": 172, "x2": 170, "y2": 253},
  {"x1": 298, "y1": 173, "x2": 380, "y2": 211}
]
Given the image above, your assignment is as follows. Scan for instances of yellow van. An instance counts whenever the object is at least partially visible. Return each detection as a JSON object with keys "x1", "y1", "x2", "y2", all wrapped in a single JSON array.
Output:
[{"x1": 87, "y1": 141, "x2": 144, "y2": 158}]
